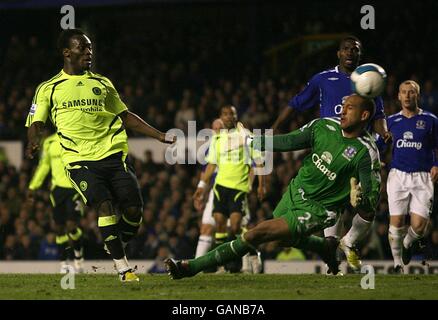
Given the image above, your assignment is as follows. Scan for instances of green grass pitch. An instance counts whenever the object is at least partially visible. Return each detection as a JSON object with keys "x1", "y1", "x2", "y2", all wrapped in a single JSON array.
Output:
[{"x1": 0, "y1": 274, "x2": 437, "y2": 300}]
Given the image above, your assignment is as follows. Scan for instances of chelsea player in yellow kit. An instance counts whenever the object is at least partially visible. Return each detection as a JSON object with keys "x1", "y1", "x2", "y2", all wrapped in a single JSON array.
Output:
[
  {"x1": 28, "y1": 130, "x2": 84, "y2": 273},
  {"x1": 26, "y1": 29, "x2": 174, "y2": 282}
]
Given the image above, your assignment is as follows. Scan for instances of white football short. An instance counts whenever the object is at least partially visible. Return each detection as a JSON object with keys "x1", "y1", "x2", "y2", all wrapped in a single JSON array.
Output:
[
  {"x1": 387, "y1": 168, "x2": 434, "y2": 218},
  {"x1": 201, "y1": 189, "x2": 216, "y2": 226}
]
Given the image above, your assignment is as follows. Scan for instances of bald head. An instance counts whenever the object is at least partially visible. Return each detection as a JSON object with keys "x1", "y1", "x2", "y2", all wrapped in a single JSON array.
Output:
[
  {"x1": 340, "y1": 94, "x2": 376, "y2": 133},
  {"x1": 349, "y1": 95, "x2": 375, "y2": 120}
]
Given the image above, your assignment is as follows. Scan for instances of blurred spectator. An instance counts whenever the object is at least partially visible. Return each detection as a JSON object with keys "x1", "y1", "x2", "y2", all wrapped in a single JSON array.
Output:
[
  {"x1": 143, "y1": 233, "x2": 160, "y2": 259},
  {"x1": 38, "y1": 233, "x2": 58, "y2": 260},
  {"x1": 174, "y1": 99, "x2": 195, "y2": 133},
  {"x1": 421, "y1": 80, "x2": 438, "y2": 114},
  {"x1": 425, "y1": 229, "x2": 438, "y2": 260},
  {"x1": 361, "y1": 223, "x2": 388, "y2": 260},
  {"x1": 0, "y1": 147, "x2": 7, "y2": 164},
  {"x1": 147, "y1": 245, "x2": 171, "y2": 274},
  {"x1": 3, "y1": 235, "x2": 18, "y2": 260},
  {"x1": 15, "y1": 234, "x2": 38, "y2": 260},
  {"x1": 276, "y1": 247, "x2": 306, "y2": 261}
]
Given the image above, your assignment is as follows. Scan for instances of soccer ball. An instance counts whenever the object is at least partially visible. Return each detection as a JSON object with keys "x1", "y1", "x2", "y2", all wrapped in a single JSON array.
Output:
[{"x1": 351, "y1": 63, "x2": 387, "y2": 98}]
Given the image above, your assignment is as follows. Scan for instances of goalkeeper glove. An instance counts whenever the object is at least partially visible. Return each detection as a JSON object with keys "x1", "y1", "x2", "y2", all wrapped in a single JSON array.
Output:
[{"x1": 350, "y1": 177, "x2": 362, "y2": 208}]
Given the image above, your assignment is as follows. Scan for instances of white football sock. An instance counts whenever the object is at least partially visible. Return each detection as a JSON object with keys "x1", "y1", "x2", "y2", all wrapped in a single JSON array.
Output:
[
  {"x1": 324, "y1": 215, "x2": 342, "y2": 239},
  {"x1": 342, "y1": 214, "x2": 372, "y2": 247},
  {"x1": 114, "y1": 256, "x2": 130, "y2": 273},
  {"x1": 74, "y1": 248, "x2": 83, "y2": 259},
  {"x1": 242, "y1": 253, "x2": 251, "y2": 273},
  {"x1": 388, "y1": 225, "x2": 405, "y2": 267},
  {"x1": 403, "y1": 226, "x2": 422, "y2": 249},
  {"x1": 195, "y1": 235, "x2": 213, "y2": 258}
]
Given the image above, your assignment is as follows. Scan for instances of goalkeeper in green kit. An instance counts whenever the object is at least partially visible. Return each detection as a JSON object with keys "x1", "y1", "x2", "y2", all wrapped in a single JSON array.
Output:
[{"x1": 166, "y1": 94, "x2": 381, "y2": 278}]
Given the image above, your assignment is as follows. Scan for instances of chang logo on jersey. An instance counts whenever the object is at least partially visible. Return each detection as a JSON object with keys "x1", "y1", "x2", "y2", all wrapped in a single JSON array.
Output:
[
  {"x1": 396, "y1": 131, "x2": 422, "y2": 150},
  {"x1": 396, "y1": 139, "x2": 422, "y2": 150},
  {"x1": 312, "y1": 153, "x2": 337, "y2": 180},
  {"x1": 403, "y1": 131, "x2": 413, "y2": 140},
  {"x1": 321, "y1": 151, "x2": 333, "y2": 164}
]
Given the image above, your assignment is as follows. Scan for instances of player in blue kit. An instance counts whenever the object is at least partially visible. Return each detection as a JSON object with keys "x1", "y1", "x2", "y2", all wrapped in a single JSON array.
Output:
[
  {"x1": 384, "y1": 80, "x2": 438, "y2": 273},
  {"x1": 272, "y1": 36, "x2": 389, "y2": 135},
  {"x1": 272, "y1": 36, "x2": 391, "y2": 271}
]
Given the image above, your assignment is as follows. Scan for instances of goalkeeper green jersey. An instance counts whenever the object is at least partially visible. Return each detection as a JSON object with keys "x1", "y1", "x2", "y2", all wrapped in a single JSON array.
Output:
[
  {"x1": 206, "y1": 129, "x2": 262, "y2": 193},
  {"x1": 25, "y1": 70, "x2": 128, "y2": 165},
  {"x1": 254, "y1": 118, "x2": 381, "y2": 213},
  {"x1": 29, "y1": 133, "x2": 73, "y2": 190}
]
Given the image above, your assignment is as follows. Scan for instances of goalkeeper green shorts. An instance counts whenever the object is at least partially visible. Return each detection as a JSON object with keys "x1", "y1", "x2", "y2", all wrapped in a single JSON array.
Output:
[{"x1": 273, "y1": 183, "x2": 340, "y2": 245}]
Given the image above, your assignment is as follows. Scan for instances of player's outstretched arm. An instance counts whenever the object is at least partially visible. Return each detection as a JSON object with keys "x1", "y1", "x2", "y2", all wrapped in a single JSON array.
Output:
[
  {"x1": 119, "y1": 111, "x2": 175, "y2": 144},
  {"x1": 26, "y1": 121, "x2": 45, "y2": 159},
  {"x1": 254, "y1": 124, "x2": 313, "y2": 153},
  {"x1": 232, "y1": 120, "x2": 314, "y2": 153}
]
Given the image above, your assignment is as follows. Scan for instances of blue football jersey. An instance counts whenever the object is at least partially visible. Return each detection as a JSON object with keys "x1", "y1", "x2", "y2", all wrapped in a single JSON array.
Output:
[
  {"x1": 387, "y1": 109, "x2": 438, "y2": 172},
  {"x1": 288, "y1": 66, "x2": 385, "y2": 120}
]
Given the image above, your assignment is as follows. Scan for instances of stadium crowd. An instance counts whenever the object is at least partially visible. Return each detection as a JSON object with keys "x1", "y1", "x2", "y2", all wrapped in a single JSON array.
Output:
[{"x1": 1, "y1": 2, "x2": 438, "y2": 266}]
